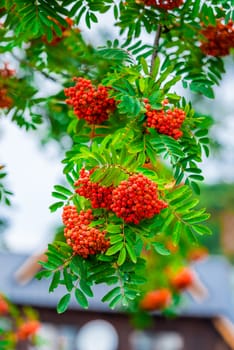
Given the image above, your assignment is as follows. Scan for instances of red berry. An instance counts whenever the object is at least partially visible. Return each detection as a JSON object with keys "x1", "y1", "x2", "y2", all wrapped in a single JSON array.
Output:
[
  {"x1": 64, "y1": 78, "x2": 116, "y2": 124},
  {"x1": 62, "y1": 205, "x2": 110, "y2": 258},
  {"x1": 140, "y1": 288, "x2": 172, "y2": 311},
  {"x1": 187, "y1": 247, "x2": 208, "y2": 262},
  {"x1": 74, "y1": 168, "x2": 114, "y2": 210},
  {"x1": 0, "y1": 63, "x2": 15, "y2": 109},
  {"x1": 200, "y1": 20, "x2": 234, "y2": 57},
  {"x1": 0, "y1": 88, "x2": 13, "y2": 108},
  {"x1": 0, "y1": 295, "x2": 9, "y2": 315},
  {"x1": 145, "y1": 104, "x2": 186, "y2": 139},
  {"x1": 170, "y1": 267, "x2": 194, "y2": 290},
  {"x1": 17, "y1": 320, "x2": 41, "y2": 341},
  {"x1": 111, "y1": 173, "x2": 167, "y2": 224}
]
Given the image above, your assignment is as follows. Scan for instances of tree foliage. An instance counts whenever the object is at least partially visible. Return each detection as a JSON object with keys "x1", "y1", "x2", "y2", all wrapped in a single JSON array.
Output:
[{"x1": 0, "y1": 0, "x2": 233, "y2": 317}]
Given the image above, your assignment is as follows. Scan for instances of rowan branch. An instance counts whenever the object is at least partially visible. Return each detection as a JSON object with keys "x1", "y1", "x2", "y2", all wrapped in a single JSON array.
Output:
[{"x1": 150, "y1": 24, "x2": 162, "y2": 75}]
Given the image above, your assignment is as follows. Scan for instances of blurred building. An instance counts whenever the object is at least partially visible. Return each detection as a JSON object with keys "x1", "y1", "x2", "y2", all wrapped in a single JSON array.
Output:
[{"x1": 0, "y1": 252, "x2": 234, "y2": 350}]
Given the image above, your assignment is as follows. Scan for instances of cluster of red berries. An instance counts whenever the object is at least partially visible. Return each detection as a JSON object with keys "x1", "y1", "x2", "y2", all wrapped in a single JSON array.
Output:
[
  {"x1": 200, "y1": 20, "x2": 234, "y2": 57},
  {"x1": 111, "y1": 173, "x2": 168, "y2": 224},
  {"x1": 145, "y1": 103, "x2": 186, "y2": 139},
  {"x1": 140, "y1": 288, "x2": 171, "y2": 311},
  {"x1": 140, "y1": 0, "x2": 183, "y2": 10},
  {"x1": 0, "y1": 88, "x2": 13, "y2": 108},
  {"x1": 62, "y1": 205, "x2": 110, "y2": 258},
  {"x1": 16, "y1": 320, "x2": 41, "y2": 341},
  {"x1": 74, "y1": 170, "x2": 167, "y2": 224},
  {"x1": 42, "y1": 17, "x2": 74, "y2": 46},
  {"x1": 0, "y1": 63, "x2": 15, "y2": 109},
  {"x1": 64, "y1": 77, "x2": 116, "y2": 125},
  {"x1": 0, "y1": 295, "x2": 9, "y2": 315},
  {"x1": 74, "y1": 168, "x2": 114, "y2": 210}
]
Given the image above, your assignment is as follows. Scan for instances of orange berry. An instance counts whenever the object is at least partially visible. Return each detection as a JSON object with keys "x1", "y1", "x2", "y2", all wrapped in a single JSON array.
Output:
[
  {"x1": 140, "y1": 288, "x2": 172, "y2": 311},
  {"x1": 170, "y1": 267, "x2": 194, "y2": 290},
  {"x1": 0, "y1": 296, "x2": 9, "y2": 315},
  {"x1": 17, "y1": 320, "x2": 41, "y2": 341}
]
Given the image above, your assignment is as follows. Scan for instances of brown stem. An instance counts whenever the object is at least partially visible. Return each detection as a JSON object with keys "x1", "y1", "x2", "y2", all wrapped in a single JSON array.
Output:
[{"x1": 150, "y1": 24, "x2": 162, "y2": 75}]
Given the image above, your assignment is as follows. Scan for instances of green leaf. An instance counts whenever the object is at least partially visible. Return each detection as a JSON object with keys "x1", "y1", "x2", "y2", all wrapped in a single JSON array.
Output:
[
  {"x1": 109, "y1": 294, "x2": 122, "y2": 309},
  {"x1": 80, "y1": 279, "x2": 93, "y2": 297},
  {"x1": 90, "y1": 12, "x2": 98, "y2": 23},
  {"x1": 49, "y1": 271, "x2": 60, "y2": 293},
  {"x1": 54, "y1": 185, "x2": 73, "y2": 196},
  {"x1": 46, "y1": 252, "x2": 64, "y2": 266},
  {"x1": 106, "y1": 242, "x2": 123, "y2": 256},
  {"x1": 70, "y1": 1, "x2": 83, "y2": 16},
  {"x1": 185, "y1": 168, "x2": 202, "y2": 174},
  {"x1": 49, "y1": 201, "x2": 64, "y2": 212},
  {"x1": 70, "y1": 255, "x2": 83, "y2": 276},
  {"x1": 75, "y1": 288, "x2": 88, "y2": 309},
  {"x1": 110, "y1": 235, "x2": 123, "y2": 244},
  {"x1": 52, "y1": 192, "x2": 67, "y2": 200},
  {"x1": 63, "y1": 268, "x2": 73, "y2": 292},
  {"x1": 190, "y1": 181, "x2": 200, "y2": 195},
  {"x1": 126, "y1": 243, "x2": 137, "y2": 263},
  {"x1": 57, "y1": 293, "x2": 71, "y2": 314},
  {"x1": 117, "y1": 247, "x2": 126, "y2": 266},
  {"x1": 184, "y1": 212, "x2": 210, "y2": 224},
  {"x1": 163, "y1": 75, "x2": 181, "y2": 92},
  {"x1": 172, "y1": 221, "x2": 182, "y2": 245},
  {"x1": 35, "y1": 269, "x2": 52, "y2": 280},
  {"x1": 102, "y1": 286, "x2": 121, "y2": 302},
  {"x1": 152, "y1": 242, "x2": 171, "y2": 255},
  {"x1": 192, "y1": 224, "x2": 212, "y2": 236},
  {"x1": 166, "y1": 186, "x2": 189, "y2": 201},
  {"x1": 188, "y1": 174, "x2": 204, "y2": 182},
  {"x1": 151, "y1": 56, "x2": 160, "y2": 80},
  {"x1": 106, "y1": 224, "x2": 122, "y2": 233},
  {"x1": 140, "y1": 57, "x2": 149, "y2": 75}
]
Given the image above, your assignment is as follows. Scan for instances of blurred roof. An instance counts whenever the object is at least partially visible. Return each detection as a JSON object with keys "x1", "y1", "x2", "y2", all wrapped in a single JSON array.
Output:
[{"x1": 0, "y1": 252, "x2": 233, "y2": 321}]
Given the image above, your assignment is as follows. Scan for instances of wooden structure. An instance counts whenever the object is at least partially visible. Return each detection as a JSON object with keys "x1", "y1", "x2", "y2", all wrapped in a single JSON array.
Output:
[{"x1": 0, "y1": 252, "x2": 234, "y2": 350}]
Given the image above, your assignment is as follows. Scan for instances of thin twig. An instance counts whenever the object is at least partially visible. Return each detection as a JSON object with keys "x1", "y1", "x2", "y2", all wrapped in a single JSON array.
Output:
[
  {"x1": 10, "y1": 52, "x2": 59, "y2": 83},
  {"x1": 150, "y1": 24, "x2": 162, "y2": 75}
]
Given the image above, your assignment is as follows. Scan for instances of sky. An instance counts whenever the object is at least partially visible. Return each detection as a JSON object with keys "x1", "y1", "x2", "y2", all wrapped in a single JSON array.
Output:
[{"x1": 0, "y1": 118, "x2": 63, "y2": 252}]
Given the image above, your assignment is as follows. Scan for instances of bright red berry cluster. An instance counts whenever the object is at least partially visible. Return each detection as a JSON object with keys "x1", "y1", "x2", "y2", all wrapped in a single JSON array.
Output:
[
  {"x1": 141, "y1": 0, "x2": 183, "y2": 10},
  {"x1": 74, "y1": 169, "x2": 167, "y2": 224},
  {"x1": 62, "y1": 205, "x2": 110, "y2": 258},
  {"x1": 0, "y1": 63, "x2": 15, "y2": 108},
  {"x1": 200, "y1": 20, "x2": 234, "y2": 57},
  {"x1": 64, "y1": 77, "x2": 116, "y2": 125},
  {"x1": 111, "y1": 173, "x2": 167, "y2": 224},
  {"x1": 145, "y1": 103, "x2": 186, "y2": 139},
  {"x1": 16, "y1": 320, "x2": 41, "y2": 341},
  {"x1": 74, "y1": 168, "x2": 114, "y2": 210},
  {"x1": 140, "y1": 288, "x2": 171, "y2": 311}
]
